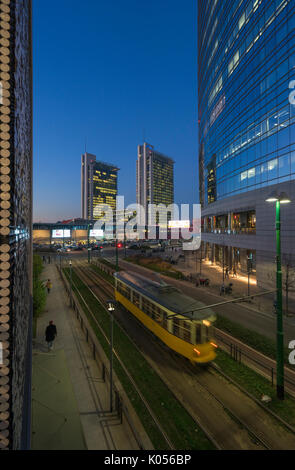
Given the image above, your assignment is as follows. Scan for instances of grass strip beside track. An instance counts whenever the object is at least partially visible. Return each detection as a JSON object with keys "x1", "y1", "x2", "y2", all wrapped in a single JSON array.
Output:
[
  {"x1": 90, "y1": 263, "x2": 115, "y2": 286},
  {"x1": 215, "y1": 314, "x2": 292, "y2": 366},
  {"x1": 64, "y1": 267, "x2": 215, "y2": 450},
  {"x1": 214, "y1": 350, "x2": 295, "y2": 427},
  {"x1": 125, "y1": 257, "x2": 185, "y2": 280},
  {"x1": 97, "y1": 257, "x2": 121, "y2": 271}
]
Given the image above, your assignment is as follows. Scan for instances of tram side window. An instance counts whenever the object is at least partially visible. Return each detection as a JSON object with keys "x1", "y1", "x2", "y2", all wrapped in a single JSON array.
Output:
[
  {"x1": 118, "y1": 282, "x2": 131, "y2": 301},
  {"x1": 162, "y1": 313, "x2": 168, "y2": 330},
  {"x1": 152, "y1": 306, "x2": 162, "y2": 323},
  {"x1": 133, "y1": 291, "x2": 140, "y2": 308},
  {"x1": 142, "y1": 298, "x2": 152, "y2": 317},
  {"x1": 182, "y1": 321, "x2": 191, "y2": 343},
  {"x1": 196, "y1": 324, "x2": 202, "y2": 344},
  {"x1": 173, "y1": 319, "x2": 192, "y2": 343},
  {"x1": 173, "y1": 318, "x2": 180, "y2": 337}
]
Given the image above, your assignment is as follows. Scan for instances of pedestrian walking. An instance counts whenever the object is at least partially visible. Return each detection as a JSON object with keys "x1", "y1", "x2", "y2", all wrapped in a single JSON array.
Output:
[
  {"x1": 46, "y1": 279, "x2": 52, "y2": 294},
  {"x1": 45, "y1": 321, "x2": 57, "y2": 351},
  {"x1": 42, "y1": 255, "x2": 46, "y2": 263},
  {"x1": 225, "y1": 267, "x2": 229, "y2": 279}
]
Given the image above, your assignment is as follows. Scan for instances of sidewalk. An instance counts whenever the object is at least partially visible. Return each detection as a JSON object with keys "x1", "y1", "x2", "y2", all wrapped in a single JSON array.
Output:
[
  {"x1": 31, "y1": 263, "x2": 139, "y2": 450},
  {"x1": 174, "y1": 255, "x2": 295, "y2": 316}
]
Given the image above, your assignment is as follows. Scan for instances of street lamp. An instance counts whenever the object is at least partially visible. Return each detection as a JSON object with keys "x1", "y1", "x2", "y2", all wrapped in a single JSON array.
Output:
[
  {"x1": 266, "y1": 190, "x2": 291, "y2": 400},
  {"x1": 115, "y1": 241, "x2": 119, "y2": 272},
  {"x1": 69, "y1": 260, "x2": 72, "y2": 305},
  {"x1": 107, "y1": 299, "x2": 116, "y2": 412},
  {"x1": 87, "y1": 224, "x2": 91, "y2": 263}
]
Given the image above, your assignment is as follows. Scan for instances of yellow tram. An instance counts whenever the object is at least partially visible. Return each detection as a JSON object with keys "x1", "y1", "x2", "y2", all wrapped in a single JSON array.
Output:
[{"x1": 114, "y1": 271, "x2": 217, "y2": 364}]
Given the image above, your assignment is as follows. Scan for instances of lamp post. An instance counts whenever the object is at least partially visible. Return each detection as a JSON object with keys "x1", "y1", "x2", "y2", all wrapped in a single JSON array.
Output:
[
  {"x1": 247, "y1": 256, "x2": 252, "y2": 298},
  {"x1": 115, "y1": 240, "x2": 119, "y2": 272},
  {"x1": 107, "y1": 300, "x2": 116, "y2": 412},
  {"x1": 266, "y1": 190, "x2": 291, "y2": 400},
  {"x1": 69, "y1": 260, "x2": 72, "y2": 305},
  {"x1": 87, "y1": 224, "x2": 91, "y2": 263}
]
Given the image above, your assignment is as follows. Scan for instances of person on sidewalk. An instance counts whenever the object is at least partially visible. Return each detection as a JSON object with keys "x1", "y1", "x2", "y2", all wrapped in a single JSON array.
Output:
[
  {"x1": 45, "y1": 321, "x2": 57, "y2": 351},
  {"x1": 46, "y1": 279, "x2": 52, "y2": 294},
  {"x1": 225, "y1": 267, "x2": 229, "y2": 279}
]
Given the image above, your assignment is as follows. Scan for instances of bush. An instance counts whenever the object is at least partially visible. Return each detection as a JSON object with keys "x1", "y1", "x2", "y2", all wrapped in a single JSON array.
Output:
[
  {"x1": 33, "y1": 279, "x2": 47, "y2": 317},
  {"x1": 33, "y1": 254, "x2": 47, "y2": 318},
  {"x1": 33, "y1": 254, "x2": 43, "y2": 281}
]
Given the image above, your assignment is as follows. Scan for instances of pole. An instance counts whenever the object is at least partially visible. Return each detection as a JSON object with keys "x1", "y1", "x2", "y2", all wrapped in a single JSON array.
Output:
[
  {"x1": 110, "y1": 310, "x2": 113, "y2": 412},
  {"x1": 276, "y1": 200, "x2": 284, "y2": 400},
  {"x1": 247, "y1": 257, "x2": 250, "y2": 298},
  {"x1": 116, "y1": 240, "x2": 119, "y2": 272},
  {"x1": 70, "y1": 261, "x2": 72, "y2": 305},
  {"x1": 88, "y1": 224, "x2": 90, "y2": 263},
  {"x1": 222, "y1": 244, "x2": 225, "y2": 283},
  {"x1": 200, "y1": 242, "x2": 202, "y2": 276}
]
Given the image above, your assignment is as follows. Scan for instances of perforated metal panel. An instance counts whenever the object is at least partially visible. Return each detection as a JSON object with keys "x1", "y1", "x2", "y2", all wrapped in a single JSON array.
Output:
[{"x1": 0, "y1": 0, "x2": 32, "y2": 450}]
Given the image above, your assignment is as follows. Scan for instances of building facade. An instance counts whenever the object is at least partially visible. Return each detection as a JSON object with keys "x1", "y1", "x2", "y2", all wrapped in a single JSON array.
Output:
[
  {"x1": 0, "y1": 0, "x2": 33, "y2": 449},
  {"x1": 136, "y1": 142, "x2": 174, "y2": 227},
  {"x1": 81, "y1": 152, "x2": 119, "y2": 220},
  {"x1": 198, "y1": 0, "x2": 295, "y2": 287}
]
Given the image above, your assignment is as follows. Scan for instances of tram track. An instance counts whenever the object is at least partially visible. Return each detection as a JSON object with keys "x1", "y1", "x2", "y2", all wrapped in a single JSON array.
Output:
[
  {"x1": 69, "y1": 263, "x2": 175, "y2": 450},
  {"x1": 91, "y1": 257, "x2": 295, "y2": 395},
  {"x1": 70, "y1": 263, "x2": 221, "y2": 449},
  {"x1": 69, "y1": 261, "x2": 295, "y2": 450}
]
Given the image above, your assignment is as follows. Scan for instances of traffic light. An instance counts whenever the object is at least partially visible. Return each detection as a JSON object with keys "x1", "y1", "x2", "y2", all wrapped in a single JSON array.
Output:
[{"x1": 117, "y1": 243, "x2": 123, "y2": 249}]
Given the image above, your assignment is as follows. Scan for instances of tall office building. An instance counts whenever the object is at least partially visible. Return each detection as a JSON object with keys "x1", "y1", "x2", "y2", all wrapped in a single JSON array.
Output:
[
  {"x1": 198, "y1": 0, "x2": 295, "y2": 286},
  {"x1": 81, "y1": 153, "x2": 119, "y2": 220},
  {"x1": 136, "y1": 143, "x2": 174, "y2": 226},
  {"x1": 0, "y1": 0, "x2": 33, "y2": 449}
]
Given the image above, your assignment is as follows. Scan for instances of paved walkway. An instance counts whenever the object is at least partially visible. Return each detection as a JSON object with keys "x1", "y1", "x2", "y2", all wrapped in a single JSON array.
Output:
[
  {"x1": 139, "y1": 249, "x2": 295, "y2": 316},
  {"x1": 31, "y1": 263, "x2": 139, "y2": 450}
]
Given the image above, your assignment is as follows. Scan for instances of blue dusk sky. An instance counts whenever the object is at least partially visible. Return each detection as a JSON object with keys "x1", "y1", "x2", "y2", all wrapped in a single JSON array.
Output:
[{"x1": 33, "y1": 0, "x2": 198, "y2": 222}]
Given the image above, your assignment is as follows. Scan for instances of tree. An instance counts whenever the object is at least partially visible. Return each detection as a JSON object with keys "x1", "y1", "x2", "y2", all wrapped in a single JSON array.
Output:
[
  {"x1": 33, "y1": 254, "x2": 47, "y2": 318},
  {"x1": 284, "y1": 256, "x2": 295, "y2": 316},
  {"x1": 267, "y1": 255, "x2": 295, "y2": 315}
]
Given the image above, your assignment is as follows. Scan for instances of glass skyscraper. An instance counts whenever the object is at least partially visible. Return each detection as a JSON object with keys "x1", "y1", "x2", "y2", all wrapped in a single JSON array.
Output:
[
  {"x1": 136, "y1": 143, "x2": 174, "y2": 227},
  {"x1": 81, "y1": 153, "x2": 119, "y2": 220},
  {"x1": 198, "y1": 0, "x2": 295, "y2": 286}
]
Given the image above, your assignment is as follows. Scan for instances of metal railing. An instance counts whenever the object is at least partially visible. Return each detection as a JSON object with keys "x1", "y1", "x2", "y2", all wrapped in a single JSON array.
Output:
[
  {"x1": 214, "y1": 329, "x2": 295, "y2": 393},
  {"x1": 57, "y1": 265, "x2": 149, "y2": 450},
  {"x1": 202, "y1": 227, "x2": 256, "y2": 235}
]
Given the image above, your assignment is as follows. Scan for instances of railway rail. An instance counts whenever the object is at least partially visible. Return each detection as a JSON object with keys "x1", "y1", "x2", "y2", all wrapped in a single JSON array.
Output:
[
  {"x1": 91, "y1": 257, "x2": 295, "y2": 396},
  {"x1": 68, "y1": 260, "x2": 295, "y2": 450},
  {"x1": 68, "y1": 264, "x2": 175, "y2": 450}
]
